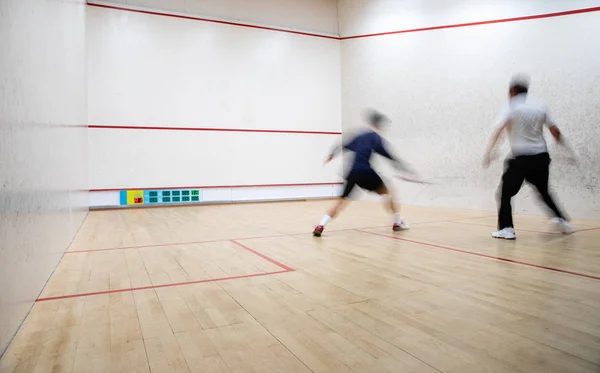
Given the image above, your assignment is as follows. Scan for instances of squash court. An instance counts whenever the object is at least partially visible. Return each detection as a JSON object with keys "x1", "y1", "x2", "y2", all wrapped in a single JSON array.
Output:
[{"x1": 2, "y1": 201, "x2": 600, "y2": 372}]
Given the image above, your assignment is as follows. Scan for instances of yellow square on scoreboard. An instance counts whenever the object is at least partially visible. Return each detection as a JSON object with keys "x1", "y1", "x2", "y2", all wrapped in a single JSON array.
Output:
[{"x1": 127, "y1": 190, "x2": 144, "y2": 205}]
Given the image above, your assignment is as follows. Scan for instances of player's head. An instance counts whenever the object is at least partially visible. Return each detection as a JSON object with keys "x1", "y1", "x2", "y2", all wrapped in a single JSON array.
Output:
[
  {"x1": 364, "y1": 109, "x2": 390, "y2": 130},
  {"x1": 509, "y1": 74, "x2": 529, "y2": 98}
]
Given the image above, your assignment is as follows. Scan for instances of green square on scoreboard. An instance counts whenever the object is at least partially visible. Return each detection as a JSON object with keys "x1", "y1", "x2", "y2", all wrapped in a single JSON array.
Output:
[
  {"x1": 172, "y1": 197, "x2": 180, "y2": 202},
  {"x1": 163, "y1": 197, "x2": 170, "y2": 202},
  {"x1": 172, "y1": 191, "x2": 180, "y2": 196},
  {"x1": 191, "y1": 196, "x2": 199, "y2": 202},
  {"x1": 162, "y1": 191, "x2": 170, "y2": 197},
  {"x1": 149, "y1": 197, "x2": 158, "y2": 203},
  {"x1": 191, "y1": 190, "x2": 199, "y2": 196},
  {"x1": 182, "y1": 196, "x2": 190, "y2": 202},
  {"x1": 149, "y1": 191, "x2": 158, "y2": 197},
  {"x1": 182, "y1": 190, "x2": 190, "y2": 196}
]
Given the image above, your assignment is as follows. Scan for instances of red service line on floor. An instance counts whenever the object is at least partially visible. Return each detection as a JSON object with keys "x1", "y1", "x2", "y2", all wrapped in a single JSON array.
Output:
[
  {"x1": 357, "y1": 230, "x2": 600, "y2": 281},
  {"x1": 36, "y1": 270, "x2": 291, "y2": 302},
  {"x1": 572, "y1": 226, "x2": 600, "y2": 233},
  {"x1": 450, "y1": 220, "x2": 600, "y2": 235},
  {"x1": 231, "y1": 240, "x2": 294, "y2": 272},
  {"x1": 65, "y1": 214, "x2": 496, "y2": 254},
  {"x1": 37, "y1": 240, "x2": 294, "y2": 302},
  {"x1": 451, "y1": 221, "x2": 556, "y2": 234}
]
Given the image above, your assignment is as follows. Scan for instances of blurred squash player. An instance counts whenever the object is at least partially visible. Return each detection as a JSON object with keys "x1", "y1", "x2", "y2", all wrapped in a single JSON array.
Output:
[
  {"x1": 483, "y1": 75, "x2": 575, "y2": 239},
  {"x1": 313, "y1": 109, "x2": 421, "y2": 237}
]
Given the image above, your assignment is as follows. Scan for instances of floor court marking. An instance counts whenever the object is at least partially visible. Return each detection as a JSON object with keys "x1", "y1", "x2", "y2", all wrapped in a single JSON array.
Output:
[
  {"x1": 66, "y1": 214, "x2": 495, "y2": 254},
  {"x1": 573, "y1": 226, "x2": 600, "y2": 233},
  {"x1": 356, "y1": 229, "x2": 600, "y2": 281},
  {"x1": 35, "y1": 216, "x2": 600, "y2": 301},
  {"x1": 231, "y1": 240, "x2": 294, "y2": 272},
  {"x1": 449, "y1": 220, "x2": 600, "y2": 235},
  {"x1": 36, "y1": 240, "x2": 294, "y2": 302}
]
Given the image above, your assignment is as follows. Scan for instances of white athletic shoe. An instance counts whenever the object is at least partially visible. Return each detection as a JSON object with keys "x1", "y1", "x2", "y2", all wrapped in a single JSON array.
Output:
[
  {"x1": 492, "y1": 227, "x2": 516, "y2": 240},
  {"x1": 550, "y1": 218, "x2": 574, "y2": 235}
]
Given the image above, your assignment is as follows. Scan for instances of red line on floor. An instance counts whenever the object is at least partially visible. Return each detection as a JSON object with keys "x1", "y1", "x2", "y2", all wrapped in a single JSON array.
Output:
[
  {"x1": 450, "y1": 220, "x2": 600, "y2": 235},
  {"x1": 451, "y1": 221, "x2": 557, "y2": 235},
  {"x1": 573, "y1": 226, "x2": 600, "y2": 233},
  {"x1": 65, "y1": 214, "x2": 496, "y2": 254},
  {"x1": 67, "y1": 239, "x2": 230, "y2": 253},
  {"x1": 231, "y1": 240, "x2": 294, "y2": 272},
  {"x1": 357, "y1": 230, "x2": 600, "y2": 281},
  {"x1": 341, "y1": 6, "x2": 600, "y2": 40},
  {"x1": 66, "y1": 229, "x2": 348, "y2": 254},
  {"x1": 36, "y1": 270, "x2": 292, "y2": 302},
  {"x1": 86, "y1": 3, "x2": 339, "y2": 40},
  {"x1": 89, "y1": 124, "x2": 342, "y2": 135},
  {"x1": 90, "y1": 181, "x2": 343, "y2": 193}
]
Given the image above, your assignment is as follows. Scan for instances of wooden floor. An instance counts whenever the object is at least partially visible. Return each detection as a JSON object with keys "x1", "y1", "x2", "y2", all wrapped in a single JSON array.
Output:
[{"x1": 2, "y1": 200, "x2": 600, "y2": 373}]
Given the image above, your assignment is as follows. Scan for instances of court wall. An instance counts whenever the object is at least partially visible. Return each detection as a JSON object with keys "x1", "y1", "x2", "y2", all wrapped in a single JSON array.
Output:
[
  {"x1": 87, "y1": 2, "x2": 344, "y2": 207},
  {"x1": 0, "y1": 0, "x2": 88, "y2": 355},
  {"x1": 338, "y1": 0, "x2": 600, "y2": 219}
]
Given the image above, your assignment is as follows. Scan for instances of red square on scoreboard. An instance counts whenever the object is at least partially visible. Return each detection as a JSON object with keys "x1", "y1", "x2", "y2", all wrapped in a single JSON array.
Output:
[{"x1": 134, "y1": 197, "x2": 143, "y2": 204}]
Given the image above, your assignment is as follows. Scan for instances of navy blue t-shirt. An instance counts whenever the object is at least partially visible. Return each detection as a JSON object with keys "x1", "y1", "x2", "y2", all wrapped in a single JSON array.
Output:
[{"x1": 343, "y1": 130, "x2": 394, "y2": 173}]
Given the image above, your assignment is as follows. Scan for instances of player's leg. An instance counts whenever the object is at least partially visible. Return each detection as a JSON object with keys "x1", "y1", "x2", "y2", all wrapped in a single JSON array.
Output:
[
  {"x1": 493, "y1": 157, "x2": 525, "y2": 239},
  {"x1": 374, "y1": 182, "x2": 408, "y2": 231},
  {"x1": 357, "y1": 170, "x2": 407, "y2": 231},
  {"x1": 313, "y1": 175, "x2": 355, "y2": 237},
  {"x1": 525, "y1": 153, "x2": 572, "y2": 234}
]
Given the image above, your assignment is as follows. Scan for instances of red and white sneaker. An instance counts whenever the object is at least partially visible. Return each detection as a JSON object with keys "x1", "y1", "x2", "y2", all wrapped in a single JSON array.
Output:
[
  {"x1": 313, "y1": 225, "x2": 324, "y2": 237},
  {"x1": 393, "y1": 220, "x2": 409, "y2": 231}
]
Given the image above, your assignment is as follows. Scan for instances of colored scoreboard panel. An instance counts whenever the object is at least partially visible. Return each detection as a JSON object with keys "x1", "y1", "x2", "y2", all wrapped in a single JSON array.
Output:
[{"x1": 120, "y1": 189, "x2": 202, "y2": 206}]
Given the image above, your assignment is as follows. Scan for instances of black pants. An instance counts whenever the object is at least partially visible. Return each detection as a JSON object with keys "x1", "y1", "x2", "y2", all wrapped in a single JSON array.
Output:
[
  {"x1": 498, "y1": 152, "x2": 566, "y2": 229},
  {"x1": 341, "y1": 170, "x2": 385, "y2": 199}
]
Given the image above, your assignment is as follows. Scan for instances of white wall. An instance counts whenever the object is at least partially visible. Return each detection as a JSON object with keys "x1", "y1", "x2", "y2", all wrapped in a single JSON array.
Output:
[
  {"x1": 338, "y1": 0, "x2": 600, "y2": 219},
  {"x1": 87, "y1": 5, "x2": 343, "y2": 207},
  {"x1": 90, "y1": 0, "x2": 339, "y2": 36},
  {"x1": 0, "y1": 0, "x2": 88, "y2": 356}
]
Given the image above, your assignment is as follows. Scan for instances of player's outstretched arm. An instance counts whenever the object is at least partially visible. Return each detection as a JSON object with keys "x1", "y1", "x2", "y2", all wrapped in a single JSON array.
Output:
[
  {"x1": 483, "y1": 121, "x2": 508, "y2": 168},
  {"x1": 548, "y1": 124, "x2": 577, "y2": 163},
  {"x1": 324, "y1": 144, "x2": 343, "y2": 164}
]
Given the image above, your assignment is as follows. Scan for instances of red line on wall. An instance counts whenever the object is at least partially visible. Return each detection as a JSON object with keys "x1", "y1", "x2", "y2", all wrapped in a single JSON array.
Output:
[
  {"x1": 341, "y1": 6, "x2": 600, "y2": 40},
  {"x1": 357, "y1": 230, "x2": 600, "y2": 281},
  {"x1": 86, "y1": 2, "x2": 339, "y2": 40},
  {"x1": 87, "y1": 3, "x2": 600, "y2": 42},
  {"x1": 88, "y1": 125, "x2": 342, "y2": 136},
  {"x1": 90, "y1": 182, "x2": 343, "y2": 193}
]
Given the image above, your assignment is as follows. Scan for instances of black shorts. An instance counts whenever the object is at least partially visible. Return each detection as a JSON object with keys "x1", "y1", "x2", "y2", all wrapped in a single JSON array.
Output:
[{"x1": 341, "y1": 170, "x2": 385, "y2": 198}]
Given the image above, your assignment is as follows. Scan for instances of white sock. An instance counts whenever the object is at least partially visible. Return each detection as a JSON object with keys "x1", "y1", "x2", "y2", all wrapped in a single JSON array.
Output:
[
  {"x1": 319, "y1": 215, "x2": 332, "y2": 226},
  {"x1": 394, "y1": 214, "x2": 402, "y2": 224}
]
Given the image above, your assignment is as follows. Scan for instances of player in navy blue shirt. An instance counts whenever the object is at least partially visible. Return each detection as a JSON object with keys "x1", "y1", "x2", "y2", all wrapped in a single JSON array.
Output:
[{"x1": 313, "y1": 110, "x2": 420, "y2": 237}]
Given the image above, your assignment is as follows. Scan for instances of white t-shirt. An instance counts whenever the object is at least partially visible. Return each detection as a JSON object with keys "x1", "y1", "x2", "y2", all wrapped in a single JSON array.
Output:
[{"x1": 495, "y1": 93, "x2": 555, "y2": 156}]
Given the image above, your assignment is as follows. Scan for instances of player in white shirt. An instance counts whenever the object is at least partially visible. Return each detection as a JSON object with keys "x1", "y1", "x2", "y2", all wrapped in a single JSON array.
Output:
[{"x1": 483, "y1": 76, "x2": 575, "y2": 239}]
